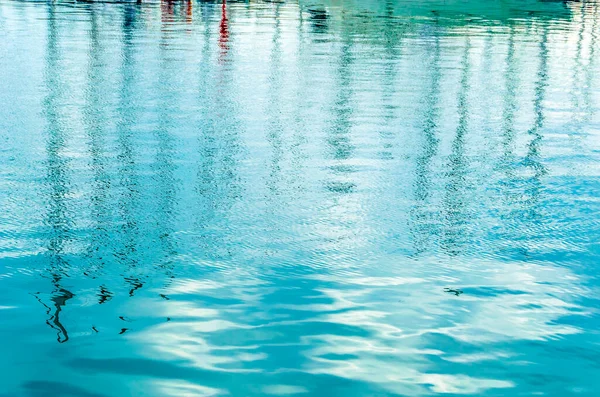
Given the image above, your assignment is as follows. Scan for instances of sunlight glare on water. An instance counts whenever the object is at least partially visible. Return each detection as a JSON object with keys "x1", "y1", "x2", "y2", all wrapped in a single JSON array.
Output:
[{"x1": 0, "y1": 0, "x2": 600, "y2": 396}]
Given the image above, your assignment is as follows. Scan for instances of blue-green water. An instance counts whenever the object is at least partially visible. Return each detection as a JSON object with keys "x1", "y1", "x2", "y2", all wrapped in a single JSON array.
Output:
[{"x1": 1, "y1": 0, "x2": 600, "y2": 395}]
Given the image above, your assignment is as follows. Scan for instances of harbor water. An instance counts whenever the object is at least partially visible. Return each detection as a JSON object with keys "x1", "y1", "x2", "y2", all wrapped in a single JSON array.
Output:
[{"x1": 1, "y1": 1, "x2": 599, "y2": 396}]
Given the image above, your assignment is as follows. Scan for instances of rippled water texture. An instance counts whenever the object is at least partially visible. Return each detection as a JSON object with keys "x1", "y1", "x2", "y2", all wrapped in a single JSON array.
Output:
[{"x1": 1, "y1": 0, "x2": 600, "y2": 395}]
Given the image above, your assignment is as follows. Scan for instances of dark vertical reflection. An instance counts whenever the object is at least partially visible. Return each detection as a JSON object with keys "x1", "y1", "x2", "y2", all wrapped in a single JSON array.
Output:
[
  {"x1": 479, "y1": 28, "x2": 495, "y2": 138},
  {"x1": 501, "y1": 25, "x2": 518, "y2": 172},
  {"x1": 286, "y1": 2, "x2": 308, "y2": 192},
  {"x1": 40, "y1": 2, "x2": 74, "y2": 343},
  {"x1": 441, "y1": 38, "x2": 471, "y2": 256},
  {"x1": 325, "y1": 16, "x2": 356, "y2": 194},
  {"x1": 152, "y1": 133, "x2": 178, "y2": 271},
  {"x1": 83, "y1": 5, "x2": 112, "y2": 291},
  {"x1": 581, "y1": 2, "x2": 598, "y2": 127},
  {"x1": 115, "y1": 3, "x2": 143, "y2": 295},
  {"x1": 265, "y1": 2, "x2": 284, "y2": 199},
  {"x1": 214, "y1": 0, "x2": 242, "y2": 222},
  {"x1": 307, "y1": 5, "x2": 328, "y2": 35},
  {"x1": 520, "y1": 25, "x2": 549, "y2": 227},
  {"x1": 34, "y1": 289, "x2": 74, "y2": 344},
  {"x1": 153, "y1": 13, "x2": 181, "y2": 280},
  {"x1": 378, "y1": 0, "x2": 404, "y2": 161},
  {"x1": 200, "y1": 0, "x2": 216, "y2": 25},
  {"x1": 195, "y1": 0, "x2": 241, "y2": 260},
  {"x1": 194, "y1": 4, "x2": 217, "y2": 254},
  {"x1": 570, "y1": 1, "x2": 587, "y2": 127},
  {"x1": 410, "y1": 27, "x2": 442, "y2": 255},
  {"x1": 498, "y1": 24, "x2": 520, "y2": 227}
]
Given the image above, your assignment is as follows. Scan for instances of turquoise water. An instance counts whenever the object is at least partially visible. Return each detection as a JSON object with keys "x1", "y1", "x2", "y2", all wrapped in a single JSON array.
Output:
[{"x1": 1, "y1": 0, "x2": 600, "y2": 395}]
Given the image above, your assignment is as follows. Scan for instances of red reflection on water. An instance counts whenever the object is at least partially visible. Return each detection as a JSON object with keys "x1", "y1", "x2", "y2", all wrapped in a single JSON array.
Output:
[
  {"x1": 185, "y1": 1, "x2": 193, "y2": 23},
  {"x1": 160, "y1": 0, "x2": 193, "y2": 24},
  {"x1": 161, "y1": 0, "x2": 175, "y2": 24},
  {"x1": 219, "y1": 0, "x2": 229, "y2": 61}
]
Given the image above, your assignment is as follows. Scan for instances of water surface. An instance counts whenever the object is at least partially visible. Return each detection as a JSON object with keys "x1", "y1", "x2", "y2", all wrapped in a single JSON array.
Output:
[{"x1": 1, "y1": 0, "x2": 600, "y2": 396}]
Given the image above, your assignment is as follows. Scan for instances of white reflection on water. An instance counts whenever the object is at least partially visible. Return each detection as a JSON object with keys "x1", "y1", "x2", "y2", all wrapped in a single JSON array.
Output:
[{"x1": 129, "y1": 253, "x2": 586, "y2": 395}]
